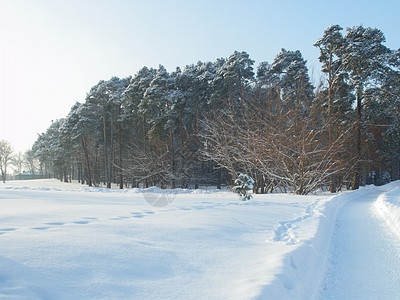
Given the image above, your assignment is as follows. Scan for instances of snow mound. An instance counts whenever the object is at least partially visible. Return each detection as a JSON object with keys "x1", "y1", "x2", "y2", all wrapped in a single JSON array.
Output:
[{"x1": 375, "y1": 183, "x2": 400, "y2": 238}]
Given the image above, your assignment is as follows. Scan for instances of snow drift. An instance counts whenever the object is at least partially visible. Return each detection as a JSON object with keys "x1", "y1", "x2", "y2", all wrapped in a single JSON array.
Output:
[{"x1": 375, "y1": 181, "x2": 400, "y2": 239}]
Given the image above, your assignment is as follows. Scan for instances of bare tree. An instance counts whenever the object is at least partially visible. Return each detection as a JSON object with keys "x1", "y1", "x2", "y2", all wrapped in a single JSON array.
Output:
[
  {"x1": 118, "y1": 143, "x2": 163, "y2": 188},
  {"x1": 200, "y1": 111, "x2": 243, "y2": 179},
  {"x1": 201, "y1": 104, "x2": 354, "y2": 195},
  {"x1": 0, "y1": 140, "x2": 14, "y2": 183},
  {"x1": 24, "y1": 149, "x2": 39, "y2": 175},
  {"x1": 12, "y1": 151, "x2": 25, "y2": 179}
]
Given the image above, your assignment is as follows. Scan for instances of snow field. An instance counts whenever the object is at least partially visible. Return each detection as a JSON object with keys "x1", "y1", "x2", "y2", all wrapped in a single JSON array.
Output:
[
  {"x1": 0, "y1": 180, "x2": 333, "y2": 299},
  {"x1": 1, "y1": 179, "x2": 400, "y2": 299}
]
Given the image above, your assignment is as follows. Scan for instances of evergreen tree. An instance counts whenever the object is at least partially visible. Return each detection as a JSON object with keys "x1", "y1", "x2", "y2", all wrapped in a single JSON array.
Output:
[
  {"x1": 233, "y1": 174, "x2": 254, "y2": 201},
  {"x1": 64, "y1": 102, "x2": 101, "y2": 186},
  {"x1": 268, "y1": 49, "x2": 314, "y2": 111},
  {"x1": 343, "y1": 26, "x2": 393, "y2": 189},
  {"x1": 314, "y1": 25, "x2": 355, "y2": 191},
  {"x1": 215, "y1": 51, "x2": 255, "y2": 107}
]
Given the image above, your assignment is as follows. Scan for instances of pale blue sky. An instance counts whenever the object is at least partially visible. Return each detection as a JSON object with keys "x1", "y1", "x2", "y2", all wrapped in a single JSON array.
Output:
[{"x1": 1, "y1": 0, "x2": 399, "y2": 152}]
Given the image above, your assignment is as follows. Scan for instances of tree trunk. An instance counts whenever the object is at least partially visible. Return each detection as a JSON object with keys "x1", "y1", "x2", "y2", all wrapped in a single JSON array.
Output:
[
  {"x1": 327, "y1": 48, "x2": 337, "y2": 193},
  {"x1": 260, "y1": 174, "x2": 265, "y2": 194},
  {"x1": 118, "y1": 105, "x2": 123, "y2": 189},
  {"x1": 179, "y1": 104, "x2": 184, "y2": 150},
  {"x1": 0, "y1": 166, "x2": 5, "y2": 183},
  {"x1": 102, "y1": 109, "x2": 110, "y2": 188},
  {"x1": 195, "y1": 94, "x2": 199, "y2": 148},
  {"x1": 352, "y1": 87, "x2": 362, "y2": 190},
  {"x1": 170, "y1": 127, "x2": 176, "y2": 188},
  {"x1": 63, "y1": 167, "x2": 68, "y2": 183},
  {"x1": 82, "y1": 137, "x2": 92, "y2": 187},
  {"x1": 108, "y1": 103, "x2": 114, "y2": 189},
  {"x1": 77, "y1": 163, "x2": 81, "y2": 183},
  {"x1": 217, "y1": 168, "x2": 221, "y2": 189}
]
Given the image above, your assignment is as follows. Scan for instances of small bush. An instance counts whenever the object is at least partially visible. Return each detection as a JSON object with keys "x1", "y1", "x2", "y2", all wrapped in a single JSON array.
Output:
[{"x1": 232, "y1": 173, "x2": 254, "y2": 201}]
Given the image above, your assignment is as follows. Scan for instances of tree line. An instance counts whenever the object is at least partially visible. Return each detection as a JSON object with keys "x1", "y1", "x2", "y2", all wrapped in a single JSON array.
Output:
[
  {"x1": 20, "y1": 25, "x2": 399, "y2": 194},
  {"x1": 0, "y1": 140, "x2": 38, "y2": 182}
]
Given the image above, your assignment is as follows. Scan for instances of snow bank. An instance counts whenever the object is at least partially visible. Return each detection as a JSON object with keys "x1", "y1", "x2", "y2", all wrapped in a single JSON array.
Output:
[
  {"x1": 375, "y1": 181, "x2": 400, "y2": 238},
  {"x1": 2, "y1": 179, "x2": 226, "y2": 195}
]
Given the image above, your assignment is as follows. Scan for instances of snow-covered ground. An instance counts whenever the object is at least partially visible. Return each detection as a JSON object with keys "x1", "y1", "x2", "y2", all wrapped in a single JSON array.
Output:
[{"x1": 0, "y1": 179, "x2": 399, "y2": 299}]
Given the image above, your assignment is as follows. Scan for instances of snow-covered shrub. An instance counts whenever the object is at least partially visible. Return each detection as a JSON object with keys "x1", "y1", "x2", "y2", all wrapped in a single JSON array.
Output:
[{"x1": 233, "y1": 173, "x2": 254, "y2": 201}]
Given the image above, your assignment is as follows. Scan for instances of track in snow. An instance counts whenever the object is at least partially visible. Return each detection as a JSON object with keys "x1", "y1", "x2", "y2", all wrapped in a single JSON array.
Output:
[{"x1": 319, "y1": 188, "x2": 400, "y2": 299}]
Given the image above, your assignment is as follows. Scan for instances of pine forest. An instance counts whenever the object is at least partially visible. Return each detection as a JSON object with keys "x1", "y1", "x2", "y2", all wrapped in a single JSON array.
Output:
[{"x1": 26, "y1": 25, "x2": 400, "y2": 195}]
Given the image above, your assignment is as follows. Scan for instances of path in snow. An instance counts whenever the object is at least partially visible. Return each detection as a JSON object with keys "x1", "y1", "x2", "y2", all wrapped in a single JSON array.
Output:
[{"x1": 319, "y1": 187, "x2": 400, "y2": 299}]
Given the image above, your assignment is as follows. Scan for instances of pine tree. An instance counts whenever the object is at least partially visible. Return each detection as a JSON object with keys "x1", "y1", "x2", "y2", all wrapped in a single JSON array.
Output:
[
  {"x1": 233, "y1": 174, "x2": 254, "y2": 201},
  {"x1": 216, "y1": 51, "x2": 255, "y2": 107},
  {"x1": 314, "y1": 25, "x2": 354, "y2": 191},
  {"x1": 64, "y1": 102, "x2": 101, "y2": 186},
  {"x1": 343, "y1": 26, "x2": 392, "y2": 189}
]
